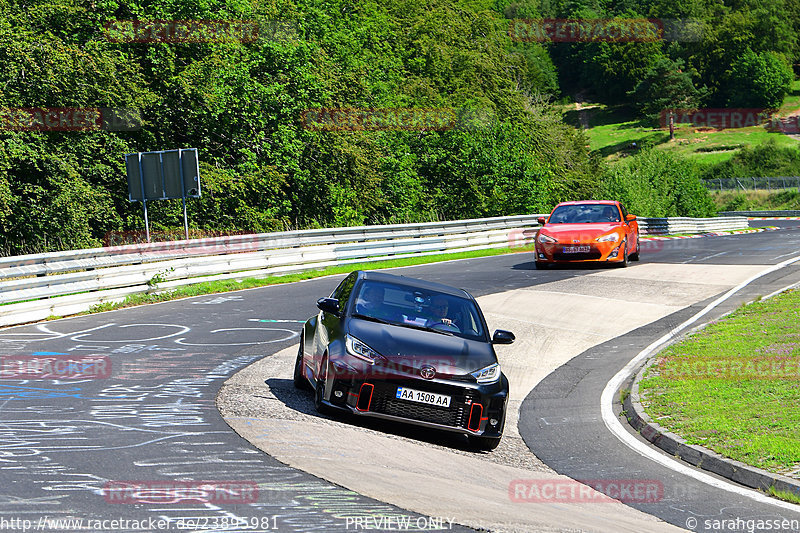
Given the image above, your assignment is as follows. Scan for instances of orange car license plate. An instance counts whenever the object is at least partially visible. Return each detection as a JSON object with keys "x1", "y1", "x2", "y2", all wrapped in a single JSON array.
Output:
[{"x1": 562, "y1": 246, "x2": 590, "y2": 253}]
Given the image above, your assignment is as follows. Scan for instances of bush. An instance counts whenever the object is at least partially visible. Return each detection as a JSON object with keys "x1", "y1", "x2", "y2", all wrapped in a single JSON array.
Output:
[
  {"x1": 726, "y1": 50, "x2": 795, "y2": 109},
  {"x1": 704, "y1": 140, "x2": 800, "y2": 180},
  {"x1": 599, "y1": 148, "x2": 716, "y2": 217}
]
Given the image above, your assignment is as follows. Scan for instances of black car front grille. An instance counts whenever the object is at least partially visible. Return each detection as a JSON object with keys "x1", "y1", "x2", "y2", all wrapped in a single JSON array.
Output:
[
  {"x1": 366, "y1": 381, "x2": 478, "y2": 429},
  {"x1": 553, "y1": 250, "x2": 602, "y2": 261}
]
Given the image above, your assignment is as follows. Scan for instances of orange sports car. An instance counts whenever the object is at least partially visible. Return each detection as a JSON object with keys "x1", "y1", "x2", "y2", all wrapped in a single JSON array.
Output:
[{"x1": 534, "y1": 200, "x2": 640, "y2": 268}]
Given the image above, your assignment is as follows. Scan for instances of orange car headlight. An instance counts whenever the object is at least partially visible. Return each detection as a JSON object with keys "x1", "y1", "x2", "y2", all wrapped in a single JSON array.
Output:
[
  {"x1": 538, "y1": 233, "x2": 558, "y2": 244},
  {"x1": 595, "y1": 233, "x2": 619, "y2": 243}
]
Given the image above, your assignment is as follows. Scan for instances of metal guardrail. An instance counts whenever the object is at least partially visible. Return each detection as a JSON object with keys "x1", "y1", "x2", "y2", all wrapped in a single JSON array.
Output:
[
  {"x1": 638, "y1": 216, "x2": 749, "y2": 235},
  {"x1": 0, "y1": 215, "x2": 546, "y2": 326},
  {"x1": 703, "y1": 177, "x2": 800, "y2": 192},
  {"x1": 0, "y1": 215, "x2": 750, "y2": 327}
]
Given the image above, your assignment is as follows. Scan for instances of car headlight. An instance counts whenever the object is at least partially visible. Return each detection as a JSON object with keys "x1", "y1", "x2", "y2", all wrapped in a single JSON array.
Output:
[
  {"x1": 596, "y1": 233, "x2": 619, "y2": 242},
  {"x1": 471, "y1": 363, "x2": 501, "y2": 384},
  {"x1": 345, "y1": 335, "x2": 381, "y2": 364},
  {"x1": 538, "y1": 233, "x2": 557, "y2": 244}
]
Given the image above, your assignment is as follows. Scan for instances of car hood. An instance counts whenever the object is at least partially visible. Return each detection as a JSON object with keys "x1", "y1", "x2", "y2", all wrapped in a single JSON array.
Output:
[
  {"x1": 348, "y1": 318, "x2": 497, "y2": 375},
  {"x1": 541, "y1": 223, "x2": 621, "y2": 241}
]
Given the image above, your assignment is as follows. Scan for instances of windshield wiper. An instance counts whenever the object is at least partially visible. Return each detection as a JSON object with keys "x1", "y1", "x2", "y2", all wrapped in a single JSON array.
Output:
[
  {"x1": 351, "y1": 313, "x2": 392, "y2": 325},
  {"x1": 396, "y1": 322, "x2": 455, "y2": 336}
]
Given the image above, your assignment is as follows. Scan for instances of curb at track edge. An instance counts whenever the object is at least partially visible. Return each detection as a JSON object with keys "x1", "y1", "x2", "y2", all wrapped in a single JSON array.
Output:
[{"x1": 600, "y1": 255, "x2": 800, "y2": 512}]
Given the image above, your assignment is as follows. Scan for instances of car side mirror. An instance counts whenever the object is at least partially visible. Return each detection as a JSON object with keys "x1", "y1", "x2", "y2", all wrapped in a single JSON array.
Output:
[
  {"x1": 537, "y1": 217, "x2": 547, "y2": 225},
  {"x1": 625, "y1": 214, "x2": 637, "y2": 221},
  {"x1": 492, "y1": 329, "x2": 515, "y2": 345},
  {"x1": 317, "y1": 297, "x2": 340, "y2": 316}
]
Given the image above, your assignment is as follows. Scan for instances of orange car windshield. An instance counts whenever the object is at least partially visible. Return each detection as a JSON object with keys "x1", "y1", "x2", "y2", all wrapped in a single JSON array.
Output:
[{"x1": 549, "y1": 204, "x2": 620, "y2": 224}]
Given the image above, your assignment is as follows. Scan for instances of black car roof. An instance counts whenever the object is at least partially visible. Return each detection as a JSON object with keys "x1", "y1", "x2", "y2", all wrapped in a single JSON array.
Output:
[{"x1": 357, "y1": 270, "x2": 473, "y2": 299}]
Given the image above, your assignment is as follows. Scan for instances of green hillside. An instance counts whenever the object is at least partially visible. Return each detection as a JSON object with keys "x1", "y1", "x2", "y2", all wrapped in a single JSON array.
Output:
[
  {"x1": 1, "y1": 0, "x2": 799, "y2": 255},
  {"x1": 573, "y1": 80, "x2": 800, "y2": 164}
]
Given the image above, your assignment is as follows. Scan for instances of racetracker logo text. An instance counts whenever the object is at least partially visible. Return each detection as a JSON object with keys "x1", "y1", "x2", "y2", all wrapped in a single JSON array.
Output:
[
  {"x1": 103, "y1": 20, "x2": 296, "y2": 43},
  {"x1": 509, "y1": 479, "x2": 664, "y2": 503},
  {"x1": 103, "y1": 481, "x2": 259, "y2": 504},
  {"x1": 0, "y1": 355, "x2": 111, "y2": 379},
  {"x1": 0, "y1": 108, "x2": 141, "y2": 132},
  {"x1": 509, "y1": 18, "x2": 701, "y2": 42},
  {"x1": 510, "y1": 18, "x2": 662, "y2": 42},
  {"x1": 302, "y1": 107, "x2": 457, "y2": 131},
  {"x1": 334, "y1": 356, "x2": 461, "y2": 380},
  {"x1": 660, "y1": 108, "x2": 800, "y2": 133}
]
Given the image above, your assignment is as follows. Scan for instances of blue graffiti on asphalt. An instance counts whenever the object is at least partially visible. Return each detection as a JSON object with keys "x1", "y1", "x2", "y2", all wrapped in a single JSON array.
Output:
[{"x1": 0, "y1": 384, "x2": 126, "y2": 401}]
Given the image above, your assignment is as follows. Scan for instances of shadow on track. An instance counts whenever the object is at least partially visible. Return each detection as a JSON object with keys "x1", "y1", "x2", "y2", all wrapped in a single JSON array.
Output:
[{"x1": 265, "y1": 377, "x2": 490, "y2": 453}]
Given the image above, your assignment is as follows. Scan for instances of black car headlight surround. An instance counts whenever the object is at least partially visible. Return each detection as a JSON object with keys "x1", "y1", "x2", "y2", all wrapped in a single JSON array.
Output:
[
  {"x1": 471, "y1": 363, "x2": 501, "y2": 384},
  {"x1": 345, "y1": 335, "x2": 382, "y2": 364},
  {"x1": 538, "y1": 233, "x2": 558, "y2": 244}
]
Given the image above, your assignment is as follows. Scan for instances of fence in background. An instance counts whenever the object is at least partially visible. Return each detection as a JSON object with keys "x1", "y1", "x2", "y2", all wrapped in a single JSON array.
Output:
[
  {"x1": 717, "y1": 210, "x2": 800, "y2": 217},
  {"x1": 703, "y1": 176, "x2": 800, "y2": 192},
  {"x1": 0, "y1": 215, "x2": 749, "y2": 327}
]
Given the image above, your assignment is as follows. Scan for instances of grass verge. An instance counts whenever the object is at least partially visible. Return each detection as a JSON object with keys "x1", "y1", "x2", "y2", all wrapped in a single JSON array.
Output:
[
  {"x1": 78, "y1": 245, "x2": 536, "y2": 317},
  {"x1": 769, "y1": 486, "x2": 800, "y2": 504},
  {"x1": 639, "y1": 288, "x2": 800, "y2": 478}
]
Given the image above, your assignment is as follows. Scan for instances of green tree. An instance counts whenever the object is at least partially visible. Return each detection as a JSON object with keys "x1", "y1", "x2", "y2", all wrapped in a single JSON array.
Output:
[
  {"x1": 599, "y1": 148, "x2": 715, "y2": 217},
  {"x1": 629, "y1": 57, "x2": 707, "y2": 118},
  {"x1": 725, "y1": 49, "x2": 794, "y2": 109}
]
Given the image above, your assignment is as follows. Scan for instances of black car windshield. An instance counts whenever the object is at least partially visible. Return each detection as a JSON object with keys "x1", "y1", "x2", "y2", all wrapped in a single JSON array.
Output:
[
  {"x1": 351, "y1": 281, "x2": 486, "y2": 341},
  {"x1": 549, "y1": 204, "x2": 620, "y2": 224}
]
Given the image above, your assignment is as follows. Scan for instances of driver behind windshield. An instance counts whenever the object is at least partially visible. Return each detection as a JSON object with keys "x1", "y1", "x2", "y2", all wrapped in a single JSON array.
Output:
[{"x1": 425, "y1": 295, "x2": 460, "y2": 332}]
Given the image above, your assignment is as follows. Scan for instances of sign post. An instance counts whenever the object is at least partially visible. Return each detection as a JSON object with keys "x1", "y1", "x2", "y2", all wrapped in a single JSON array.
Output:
[{"x1": 124, "y1": 149, "x2": 201, "y2": 243}]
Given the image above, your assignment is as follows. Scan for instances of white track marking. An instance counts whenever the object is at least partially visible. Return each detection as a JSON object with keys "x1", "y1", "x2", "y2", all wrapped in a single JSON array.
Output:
[
  {"x1": 601, "y1": 253, "x2": 800, "y2": 512},
  {"x1": 70, "y1": 324, "x2": 191, "y2": 343},
  {"x1": 174, "y1": 328, "x2": 298, "y2": 346}
]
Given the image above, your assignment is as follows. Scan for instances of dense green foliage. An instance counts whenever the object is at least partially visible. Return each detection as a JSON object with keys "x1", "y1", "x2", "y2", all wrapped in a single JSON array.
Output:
[
  {"x1": 628, "y1": 57, "x2": 708, "y2": 120},
  {"x1": 703, "y1": 140, "x2": 800, "y2": 180},
  {"x1": 725, "y1": 50, "x2": 795, "y2": 109},
  {"x1": 0, "y1": 0, "x2": 601, "y2": 255},
  {"x1": 5, "y1": 0, "x2": 791, "y2": 255},
  {"x1": 517, "y1": 0, "x2": 799, "y2": 111},
  {"x1": 599, "y1": 148, "x2": 716, "y2": 217},
  {"x1": 713, "y1": 190, "x2": 800, "y2": 212}
]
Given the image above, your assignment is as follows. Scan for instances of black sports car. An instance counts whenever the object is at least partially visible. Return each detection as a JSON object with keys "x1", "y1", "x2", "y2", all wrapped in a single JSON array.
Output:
[{"x1": 293, "y1": 270, "x2": 514, "y2": 451}]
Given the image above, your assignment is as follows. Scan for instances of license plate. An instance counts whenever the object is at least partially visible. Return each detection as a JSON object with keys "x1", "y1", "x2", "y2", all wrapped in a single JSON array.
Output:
[
  {"x1": 396, "y1": 387, "x2": 451, "y2": 407},
  {"x1": 562, "y1": 245, "x2": 590, "y2": 253}
]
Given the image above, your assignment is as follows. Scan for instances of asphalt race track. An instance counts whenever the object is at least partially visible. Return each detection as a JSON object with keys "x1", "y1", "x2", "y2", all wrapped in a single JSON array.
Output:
[
  {"x1": 520, "y1": 220, "x2": 800, "y2": 533},
  {"x1": 0, "y1": 220, "x2": 799, "y2": 532}
]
